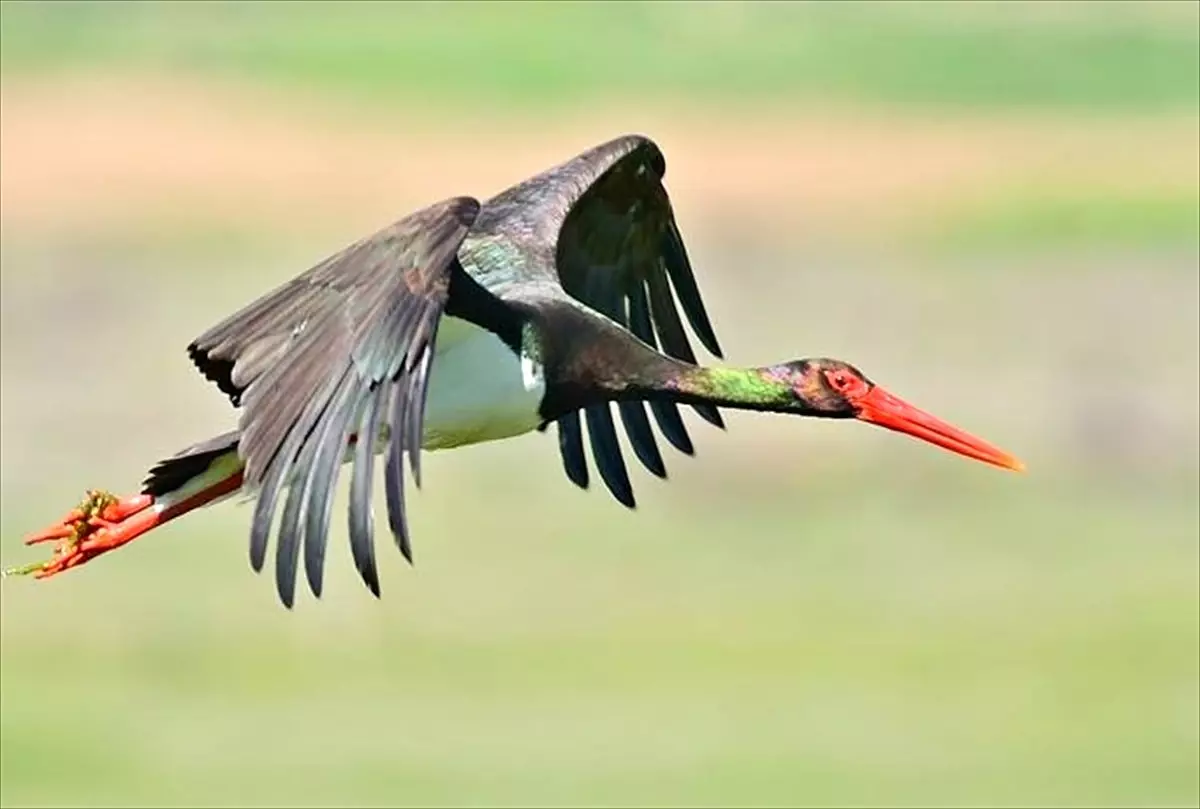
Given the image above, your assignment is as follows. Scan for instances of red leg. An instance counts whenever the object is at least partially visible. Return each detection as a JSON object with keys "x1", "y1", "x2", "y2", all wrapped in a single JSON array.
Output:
[
  {"x1": 5, "y1": 471, "x2": 243, "y2": 581},
  {"x1": 4, "y1": 490, "x2": 157, "y2": 579}
]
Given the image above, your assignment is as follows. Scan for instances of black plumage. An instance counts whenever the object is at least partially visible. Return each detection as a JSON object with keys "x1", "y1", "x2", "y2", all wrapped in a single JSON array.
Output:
[
  {"x1": 462, "y1": 134, "x2": 726, "y2": 503},
  {"x1": 186, "y1": 197, "x2": 486, "y2": 606}
]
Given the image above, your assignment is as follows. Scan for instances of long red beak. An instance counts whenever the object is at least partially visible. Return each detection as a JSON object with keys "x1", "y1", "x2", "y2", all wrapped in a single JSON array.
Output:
[{"x1": 855, "y1": 386, "x2": 1025, "y2": 472}]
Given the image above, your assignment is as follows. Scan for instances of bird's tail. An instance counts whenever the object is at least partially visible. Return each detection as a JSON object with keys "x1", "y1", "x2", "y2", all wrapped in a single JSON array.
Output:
[
  {"x1": 4, "y1": 431, "x2": 247, "y2": 579},
  {"x1": 142, "y1": 430, "x2": 244, "y2": 503}
]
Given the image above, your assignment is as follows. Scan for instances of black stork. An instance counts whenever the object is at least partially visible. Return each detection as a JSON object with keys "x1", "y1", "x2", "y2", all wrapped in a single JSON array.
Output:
[{"x1": 6, "y1": 134, "x2": 1024, "y2": 607}]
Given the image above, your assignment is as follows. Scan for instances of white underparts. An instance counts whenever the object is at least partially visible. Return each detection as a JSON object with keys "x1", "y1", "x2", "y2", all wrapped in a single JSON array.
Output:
[{"x1": 420, "y1": 315, "x2": 546, "y2": 450}]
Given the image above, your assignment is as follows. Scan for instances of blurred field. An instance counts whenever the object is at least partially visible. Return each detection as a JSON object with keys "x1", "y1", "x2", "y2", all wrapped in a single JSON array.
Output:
[{"x1": 1, "y1": 2, "x2": 1198, "y2": 807}]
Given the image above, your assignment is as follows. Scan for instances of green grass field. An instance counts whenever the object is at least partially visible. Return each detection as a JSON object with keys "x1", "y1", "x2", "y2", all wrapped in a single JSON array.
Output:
[{"x1": 1, "y1": 2, "x2": 1197, "y2": 806}]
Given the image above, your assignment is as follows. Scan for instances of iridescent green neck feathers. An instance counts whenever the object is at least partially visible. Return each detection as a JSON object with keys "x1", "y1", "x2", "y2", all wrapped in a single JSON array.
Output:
[{"x1": 665, "y1": 366, "x2": 798, "y2": 413}]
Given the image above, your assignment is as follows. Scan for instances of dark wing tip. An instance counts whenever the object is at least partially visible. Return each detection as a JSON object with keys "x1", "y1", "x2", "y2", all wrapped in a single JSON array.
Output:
[
  {"x1": 637, "y1": 137, "x2": 667, "y2": 179},
  {"x1": 692, "y1": 404, "x2": 725, "y2": 430},
  {"x1": 187, "y1": 341, "x2": 243, "y2": 407},
  {"x1": 277, "y1": 576, "x2": 296, "y2": 610},
  {"x1": 617, "y1": 402, "x2": 668, "y2": 480},
  {"x1": 585, "y1": 405, "x2": 638, "y2": 510},
  {"x1": 557, "y1": 413, "x2": 591, "y2": 491}
]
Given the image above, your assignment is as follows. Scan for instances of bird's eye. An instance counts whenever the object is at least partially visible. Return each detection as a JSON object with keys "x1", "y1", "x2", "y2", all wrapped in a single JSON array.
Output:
[{"x1": 825, "y1": 369, "x2": 865, "y2": 398}]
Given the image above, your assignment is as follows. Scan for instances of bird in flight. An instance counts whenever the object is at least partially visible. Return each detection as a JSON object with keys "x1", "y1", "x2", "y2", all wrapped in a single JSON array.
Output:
[{"x1": 5, "y1": 134, "x2": 1024, "y2": 607}]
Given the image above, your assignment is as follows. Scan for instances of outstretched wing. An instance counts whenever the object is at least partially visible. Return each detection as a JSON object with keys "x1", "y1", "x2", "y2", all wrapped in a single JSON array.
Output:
[
  {"x1": 187, "y1": 197, "x2": 480, "y2": 607},
  {"x1": 482, "y1": 134, "x2": 725, "y2": 508}
]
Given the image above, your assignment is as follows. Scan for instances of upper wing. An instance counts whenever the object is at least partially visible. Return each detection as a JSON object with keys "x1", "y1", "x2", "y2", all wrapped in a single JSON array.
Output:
[
  {"x1": 187, "y1": 197, "x2": 480, "y2": 607},
  {"x1": 484, "y1": 134, "x2": 726, "y2": 508}
]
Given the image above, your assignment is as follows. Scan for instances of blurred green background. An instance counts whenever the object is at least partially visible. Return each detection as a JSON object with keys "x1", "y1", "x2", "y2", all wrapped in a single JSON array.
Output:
[{"x1": 1, "y1": 1, "x2": 1197, "y2": 807}]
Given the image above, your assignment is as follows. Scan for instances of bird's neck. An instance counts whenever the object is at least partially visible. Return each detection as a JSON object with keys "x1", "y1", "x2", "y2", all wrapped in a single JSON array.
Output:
[
  {"x1": 669, "y1": 365, "x2": 790, "y2": 409},
  {"x1": 624, "y1": 362, "x2": 800, "y2": 414},
  {"x1": 528, "y1": 299, "x2": 808, "y2": 419}
]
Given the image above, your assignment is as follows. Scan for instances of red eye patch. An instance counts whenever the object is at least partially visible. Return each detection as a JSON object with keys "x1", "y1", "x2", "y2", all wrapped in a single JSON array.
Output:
[{"x1": 824, "y1": 370, "x2": 868, "y2": 398}]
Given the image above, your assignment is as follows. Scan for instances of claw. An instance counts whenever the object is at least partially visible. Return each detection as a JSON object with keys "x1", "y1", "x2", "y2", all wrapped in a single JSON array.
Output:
[{"x1": 4, "y1": 490, "x2": 156, "y2": 579}]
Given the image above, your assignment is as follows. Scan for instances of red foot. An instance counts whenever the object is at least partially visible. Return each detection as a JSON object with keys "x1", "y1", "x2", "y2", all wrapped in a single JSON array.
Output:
[{"x1": 5, "y1": 490, "x2": 157, "y2": 579}]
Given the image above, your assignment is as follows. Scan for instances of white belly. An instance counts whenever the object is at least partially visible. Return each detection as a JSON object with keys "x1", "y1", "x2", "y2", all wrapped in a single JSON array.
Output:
[{"x1": 420, "y1": 315, "x2": 545, "y2": 451}]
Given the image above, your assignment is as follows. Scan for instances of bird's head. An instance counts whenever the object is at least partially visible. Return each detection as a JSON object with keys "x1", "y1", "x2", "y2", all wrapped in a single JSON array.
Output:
[{"x1": 766, "y1": 358, "x2": 1025, "y2": 473}]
